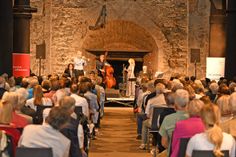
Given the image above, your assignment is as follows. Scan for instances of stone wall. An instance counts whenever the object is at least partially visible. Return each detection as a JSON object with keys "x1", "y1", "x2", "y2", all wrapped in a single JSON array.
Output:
[
  {"x1": 188, "y1": 0, "x2": 211, "y2": 78},
  {"x1": 29, "y1": 0, "x2": 210, "y2": 79}
]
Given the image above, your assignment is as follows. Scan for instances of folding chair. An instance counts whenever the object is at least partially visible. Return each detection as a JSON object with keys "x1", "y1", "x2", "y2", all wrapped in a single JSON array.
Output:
[
  {"x1": 177, "y1": 138, "x2": 190, "y2": 157},
  {"x1": 34, "y1": 105, "x2": 52, "y2": 124},
  {"x1": 74, "y1": 106, "x2": 83, "y2": 118},
  {"x1": 147, "y1": 107, "x2": 169, "y2": 152},
  {"x1": 192, "y1": 150, "x2": 229, "y2": 157},
  {"x1": 16, "y1": 147, "x2": 53, "y2": 157}
]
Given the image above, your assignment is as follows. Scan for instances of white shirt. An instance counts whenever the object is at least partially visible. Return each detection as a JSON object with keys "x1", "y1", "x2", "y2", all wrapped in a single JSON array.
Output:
[
  {"x1": 78, "y1": 124, "x2": 84, "y2": 149},
  {"x1": 186, "y1": 132, "x2": 236, "y2": 157},
  {"x1": 18, "y1": 124, "x2": 70, "y2": 157},
  {"x1": 25, "y1": 97, "x2": 52, "y2": 111},
  {"x1": 74, "y1": 57, "x2": 86, "y2": 70},
  {"x1": 70, "y1": 93, "x2": 89, "y2": 118},
  {"x1": 145, "y1": 93, "x2": 166, "y2": 117}
]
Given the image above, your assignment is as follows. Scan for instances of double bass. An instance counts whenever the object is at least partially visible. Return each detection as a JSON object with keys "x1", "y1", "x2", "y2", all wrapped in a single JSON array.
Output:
[{"x1": 103, "y1": 51, "x2": 116, "y2": 88}]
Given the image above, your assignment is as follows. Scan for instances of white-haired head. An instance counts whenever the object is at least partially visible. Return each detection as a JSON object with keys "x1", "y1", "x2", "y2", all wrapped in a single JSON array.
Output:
[
  {"x1": 175, "y1": 89, "x2": 189, "y2": 108},
  {"x1": 209, "y1": 82, "x2": 219, "y2": 94}
]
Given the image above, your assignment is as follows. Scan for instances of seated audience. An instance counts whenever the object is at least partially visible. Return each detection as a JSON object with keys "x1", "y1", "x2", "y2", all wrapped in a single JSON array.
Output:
[
  {"x1": 159, "y1": 89, "x2": 189, "y2": 156},
  {"x1": 59, "y1": 96, "x2": 84, "y2": 157},
  {"x1": 186, "y1": 103, "x2": 235, "y2": 157},
  {"x1": 216, "y1": 94, "x2": 231, "y2": 122},
  {"x1": 18, "y1": 107, "x2": 71, "y2": 157},
  {"x1": 0, "y1": 76, "x2": 7, "y2": 99},
  {"x1": 70, "y1": 84, "x2": 89, "y2": 118},
  {"x1": 220, "y1": 92, "x2": 236, "y2": 138},
  {"x1": 25, "y1": 85, "x2": 52, "y2": 111},
  {"x1": 206, "y1": 82, "x2": 219, "y2": 102},
  {"x1": 171, "y1": 99, "x2": 205, "y2": 157},
  {"x1": 27, "y1": 77, "x2": 39, "y2": 99},
  {"x1": 139, "y1": 83, "x2": 167, "y2": 149},
  {"x1": 15, "y1": 88, "x2": 32, "y2": 124}
]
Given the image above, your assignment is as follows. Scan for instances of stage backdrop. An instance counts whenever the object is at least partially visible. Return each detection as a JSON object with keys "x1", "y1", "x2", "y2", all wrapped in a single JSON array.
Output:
[{"x1": 206, "y1": 57, "x2": 225, "y2": 81}]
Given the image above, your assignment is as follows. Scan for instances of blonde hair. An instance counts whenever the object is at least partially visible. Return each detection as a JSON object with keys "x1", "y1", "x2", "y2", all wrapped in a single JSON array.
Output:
[
  {"x1": 188, "y1": 99, "x2": 204, "y2": 117},
  {"x1": 128, "y1": 58, "x2": 135, "y2": 66},
  {"x1": 1, "y1": 92, "x2": 19, "y2": 109},
  {"x1": 200, "y1": 104, "x2": 223, "y2": 157},
  {"x1": 229, "y1": 92, "x2": 236, "y2": 114},
  {"x1": 216, "y1": 95, "x2": 231, "y2": 116},
  {"x1": 0, "y1": 92, "x2": 17, "y2": 124},
  {"x1": 33, "y1": 85, "x2": 43, "y2": 106}
]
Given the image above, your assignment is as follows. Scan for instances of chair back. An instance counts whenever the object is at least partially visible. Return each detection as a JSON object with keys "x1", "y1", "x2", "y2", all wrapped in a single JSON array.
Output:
[
  {"x1": 34, "y1": 105, "x2": 52, "y2": 124},
  {"x1": 177, "y1": 138, "x2": 190, "y2": 157},
  {"x1": 16, "y1": 147, "x2": 53, "y2": 157},
  {"x1": 74, "y1": 106, "x2": 83, "y2": 117},
  {"x1": 192, "y1": 150, "x2": 229, "y2": 157},
  {"x1": 150, "y1": 107, "x2": 175, "y2": 131}
]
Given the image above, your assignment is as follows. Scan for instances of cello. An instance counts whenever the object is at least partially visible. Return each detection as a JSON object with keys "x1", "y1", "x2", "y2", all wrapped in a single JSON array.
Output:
[{"x1": 103, "y1": 51, "x2": 116, "y2": 88}]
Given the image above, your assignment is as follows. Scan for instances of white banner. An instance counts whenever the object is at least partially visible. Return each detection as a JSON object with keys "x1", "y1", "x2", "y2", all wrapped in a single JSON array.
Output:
[{"x1": 206, "y1": 57, "x2": 225, "y2": 81}]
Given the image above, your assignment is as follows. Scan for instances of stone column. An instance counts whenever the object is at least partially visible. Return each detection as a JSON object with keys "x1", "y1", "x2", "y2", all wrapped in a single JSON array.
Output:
[
  {"x1": 13, "y1": 0, "x2": 37, "y2": 77},
  {"x1": 0, "y1": 0, "x2": 13, "y2": 75},
  {"x1": 225, "y1": 0, "x2": 236, "y2": 79}
]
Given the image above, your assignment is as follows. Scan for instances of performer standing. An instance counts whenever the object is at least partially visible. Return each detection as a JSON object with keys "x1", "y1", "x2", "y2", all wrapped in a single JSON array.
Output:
[
  {"x1": 74, "y1": 50, "x2": 87, "y2": 78},
  {"x1": 126, "y1": 58, "x2": 136, "y2": 97}
]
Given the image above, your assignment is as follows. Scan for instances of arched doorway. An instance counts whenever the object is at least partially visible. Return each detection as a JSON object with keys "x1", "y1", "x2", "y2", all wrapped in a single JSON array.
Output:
[{"x1": 81, "y1": 20, "x2": 158, "y2": 85}]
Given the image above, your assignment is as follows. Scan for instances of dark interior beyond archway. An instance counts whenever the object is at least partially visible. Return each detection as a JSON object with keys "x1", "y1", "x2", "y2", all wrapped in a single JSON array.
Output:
[{"x1": 107, "y1": 59, "x2": 143, "y2": 89}]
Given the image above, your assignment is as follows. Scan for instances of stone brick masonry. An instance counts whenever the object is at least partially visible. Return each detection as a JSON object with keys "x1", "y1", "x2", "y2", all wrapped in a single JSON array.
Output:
[{"x1": 30, "y1": 0, "x2": 210, "y2": 79}]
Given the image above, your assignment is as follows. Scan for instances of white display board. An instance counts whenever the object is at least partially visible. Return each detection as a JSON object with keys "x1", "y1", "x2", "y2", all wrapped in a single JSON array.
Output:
[{"x1": 206, "y1": 57, "x2": 225, "y2": 81}]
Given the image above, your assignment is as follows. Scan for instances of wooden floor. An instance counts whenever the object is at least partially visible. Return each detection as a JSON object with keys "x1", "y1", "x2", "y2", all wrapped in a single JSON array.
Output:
[{"x1": 89, "y1": 107, "x2": 152, "y2": 157}]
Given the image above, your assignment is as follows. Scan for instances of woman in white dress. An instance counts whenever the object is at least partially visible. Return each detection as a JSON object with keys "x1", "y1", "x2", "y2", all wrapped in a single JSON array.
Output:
[{"x1": 126, "y1": 58, "x2": 135, "y2": 97}]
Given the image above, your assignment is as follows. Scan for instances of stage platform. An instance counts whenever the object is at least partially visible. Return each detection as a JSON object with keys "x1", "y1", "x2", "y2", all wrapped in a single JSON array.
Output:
[
  {"x1": 105, "y1": 97, "x2": 134, "y2": 107},
  {"x1": 105, "y1": 88, "x2": 134, "y2": 107}
]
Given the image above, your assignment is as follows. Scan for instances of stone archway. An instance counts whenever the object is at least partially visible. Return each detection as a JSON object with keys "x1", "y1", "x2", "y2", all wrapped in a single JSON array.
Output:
[{"x1": 79, "y1": 20, "x2": 159, "y2": 73}]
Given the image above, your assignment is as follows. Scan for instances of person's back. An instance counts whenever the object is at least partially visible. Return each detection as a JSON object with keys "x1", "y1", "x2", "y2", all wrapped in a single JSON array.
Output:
[
  {"x1": 171, "y1": 99, "x2": 205, "y2": 157},
  {"x1": 18, "y1": 107, "x2": 71, "y2": 157},
  {"x1": 19, "y1": 124, "x2": 70, "y2": 157},
  {"x1": 61, "y1": 117, "x2": 82, "y2": 157},
  {"x1": 186, "y1": 103, "x2": 236, "y2": 157},
  {"x1": 159, "y1": 89, "x2": 189, "y2": 156},
  {"x1": 70, "y1": 94, "x2": 89, "y2": 118}
]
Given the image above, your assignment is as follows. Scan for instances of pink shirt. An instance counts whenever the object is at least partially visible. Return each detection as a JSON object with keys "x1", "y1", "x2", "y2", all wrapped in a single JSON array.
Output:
[
  {"x1": 11, "y1": 111, "x2": 29, "y2": 128},
  {"x1": 171, "y1": 117, "x2": 205, "y2": 157}
]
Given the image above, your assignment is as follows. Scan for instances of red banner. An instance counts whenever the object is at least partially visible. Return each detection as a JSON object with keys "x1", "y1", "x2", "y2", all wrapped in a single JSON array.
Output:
[{"x1": 12, "y1": 53, "x2": 30, "y2": 77}]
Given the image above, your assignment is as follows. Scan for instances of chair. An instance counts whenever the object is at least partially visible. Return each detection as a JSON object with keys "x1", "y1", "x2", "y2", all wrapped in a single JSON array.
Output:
[
  {"x1": 16, "y1": 147, "x2": 53, "y2": 157},
  {"x1": 192, "y1": 150, "x2": 229, "y2": 157},
  {"x1": 34, "y1": 105, "x2": 52, "y2": 124},
  {"x1": 74, "y1": 106, "x2": 83, "y2": 118},
  {"x1": 147, "y1": 107, "x2": 175, "y2": 152},
  {"x1": 177, "y1": 138, "x2": 190, "y2": 157}
]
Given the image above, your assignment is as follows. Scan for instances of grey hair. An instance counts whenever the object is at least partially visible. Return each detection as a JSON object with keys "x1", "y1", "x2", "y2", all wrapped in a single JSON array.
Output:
[
  {"x1": 209, "y1": 82, "x2": 219, "y2": 94},
  {"x1": 175, "y1": 89, "x2": 189, "y2": 107}
]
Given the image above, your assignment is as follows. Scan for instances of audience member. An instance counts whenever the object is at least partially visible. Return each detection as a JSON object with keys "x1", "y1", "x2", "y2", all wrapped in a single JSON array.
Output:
[
  {"x1": 186, "y1": 104, "x2": 235, "y2": 157},
  {"x1": 220, "y1": 92, "x2": 236, "y2": 138},
  {"x1": 159, "y1": 89, "x2": 189, "y2": 156},
  {"x1": 171, "y1": 99, "x2": 205, "y2": 157},
  {"x1": 18, "y1": 107, "x2": 71, "y2": 157}
]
